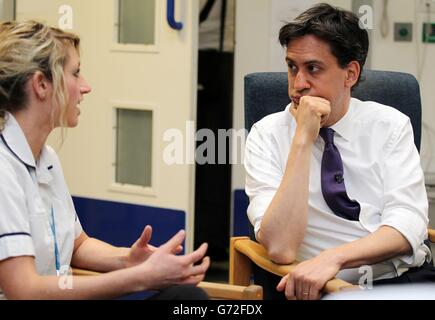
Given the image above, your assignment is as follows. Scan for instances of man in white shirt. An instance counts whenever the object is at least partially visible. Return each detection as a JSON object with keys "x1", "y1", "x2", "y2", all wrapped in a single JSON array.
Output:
[{"x1": 244, "y1": 3, "x2": 434, "y2": 300}]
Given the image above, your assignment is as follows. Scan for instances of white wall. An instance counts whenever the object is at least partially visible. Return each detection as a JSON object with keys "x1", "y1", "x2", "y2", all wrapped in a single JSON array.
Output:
[
  {"x1": 0, "y1": 0, "x2": 15, "y2": 21},
  {"x1": 365, "y1": 0, "x2": 435, "y2": 228},
  {"x1": 368, "y1": 0, "x2": 435, "y2": 179},
  {"x1": 232, "y1": 0, "x2": 271, "y2": 191}
]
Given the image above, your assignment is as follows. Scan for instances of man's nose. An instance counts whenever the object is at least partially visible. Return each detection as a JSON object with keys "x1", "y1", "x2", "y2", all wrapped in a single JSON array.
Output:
[{"x1": 293, "y1": 71, "x2": 310, "y2": 91}]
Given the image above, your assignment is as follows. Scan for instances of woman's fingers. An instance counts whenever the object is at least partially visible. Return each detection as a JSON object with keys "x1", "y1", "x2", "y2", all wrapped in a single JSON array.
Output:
[
  {"x1": 181, "y1": 243, "x2": 208, "y2": 265},
  {"x1": 188, "y1": 256, "x2": 210, "y2": 277},
  {"x1": 160, "y1": 230, "x2": 186, "y2": 252},
  {"x1": 136, "y1": 225, "x2": 152, "y2": 248}
]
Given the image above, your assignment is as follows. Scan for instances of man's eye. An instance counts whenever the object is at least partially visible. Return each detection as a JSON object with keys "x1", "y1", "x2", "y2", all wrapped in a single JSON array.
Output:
[
  {"x1": 308, "y1": 65, "x2": 320, "y2": 73},
  {"x1": 288, "y1": 64, "x2": 297, "y2": 74}
]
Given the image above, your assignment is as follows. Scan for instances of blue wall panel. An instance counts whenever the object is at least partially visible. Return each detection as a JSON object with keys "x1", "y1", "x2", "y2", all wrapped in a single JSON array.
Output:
[
  {"x1": 233, "y1": 190, "x2": 250, "y2": 237},
  {"x1": 73, "y1": 196, "x2": 185, "y2": 248},
  {"x1": 72, "y1": 196, "x2": 186, "y2": 300}
]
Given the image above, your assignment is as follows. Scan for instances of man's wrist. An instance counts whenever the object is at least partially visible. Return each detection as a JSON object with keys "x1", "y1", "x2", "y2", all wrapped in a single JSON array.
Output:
[
  {"x1": 293, "y1": 128, "x2": 317, "y2": 147},
  {"x1": 322, "y1": 247, "x2": 347, "y2": 270},
  {"x1": 120, "y1": 247, "x2": 131, "y2": 269},
  {"x1": 292, "y1": 132, "x2": 314, "y2": 148}
]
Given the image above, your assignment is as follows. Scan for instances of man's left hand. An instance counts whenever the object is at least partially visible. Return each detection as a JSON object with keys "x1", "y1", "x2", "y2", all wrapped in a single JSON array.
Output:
[{"x1": 276, "y1": 250, "x2": 342, "y2": 300}]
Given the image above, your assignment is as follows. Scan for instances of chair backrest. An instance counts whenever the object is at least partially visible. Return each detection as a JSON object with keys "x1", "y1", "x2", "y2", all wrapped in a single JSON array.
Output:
[{"x1": 244, "y1": 70, "x2": 422, "y2": 151}]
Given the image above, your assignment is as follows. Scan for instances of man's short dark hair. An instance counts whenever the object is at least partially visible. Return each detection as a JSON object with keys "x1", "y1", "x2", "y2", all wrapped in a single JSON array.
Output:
[{"x1": 279, "y1": 3, "x2": 369, "y2": 85}]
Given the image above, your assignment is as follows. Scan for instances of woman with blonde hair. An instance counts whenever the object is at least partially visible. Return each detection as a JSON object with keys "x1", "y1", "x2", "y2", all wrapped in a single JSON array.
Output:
[{"x1": 0, "y1": 21, "x2": 209, "y2": 300}]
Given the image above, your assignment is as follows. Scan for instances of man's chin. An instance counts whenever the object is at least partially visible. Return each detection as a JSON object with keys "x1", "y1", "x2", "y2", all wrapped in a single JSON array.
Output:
[{"x1": 321, "y1": 118, "x2": 331, "y2": 128}]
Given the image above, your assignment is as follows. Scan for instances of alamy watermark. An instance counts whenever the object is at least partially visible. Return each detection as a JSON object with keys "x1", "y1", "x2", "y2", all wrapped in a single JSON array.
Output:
[
  {"x1": 55, "y1": 2, "x2": 374, "y2": 166},
  {"x1": 359, "y1": 5, "x2": 374, "y2": 30},
  {"x1": 56, "y1": 3, "x2": 374, "y2": 31},
  {"x1": 358, "y1": 265, "x2": 374, "y2": 290},
  {"x1": 58, "y1": 5, "x2": 73, "y2": 30},
  {"x1": 58, "y1": 265, "x2": 73, "y2": 290},
  {"x1": 163, "y1": 121, "x2": 248, "y2": 165}
]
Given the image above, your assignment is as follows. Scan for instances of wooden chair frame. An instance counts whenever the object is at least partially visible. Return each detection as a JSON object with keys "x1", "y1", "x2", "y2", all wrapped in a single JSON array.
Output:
[
  {"x1": 72, "y1": 267, "x2": 263, "y2": 300},
  {"x1": 229, "y1": 229, "x2": 435, "y2": 296}
]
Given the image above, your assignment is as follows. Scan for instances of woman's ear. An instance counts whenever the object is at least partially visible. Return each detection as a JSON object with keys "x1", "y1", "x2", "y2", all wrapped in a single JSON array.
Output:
[
  {"x1": 345, "y1": 61, "x2": 361, "y2": 88},
  {"x1": 31, "y1": 71, "x2": 50, "y2": 100}
]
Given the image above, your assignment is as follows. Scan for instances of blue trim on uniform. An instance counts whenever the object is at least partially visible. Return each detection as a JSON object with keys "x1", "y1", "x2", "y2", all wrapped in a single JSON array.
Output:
[
  {"x1": 0, "y1": 232, "x2": 31, "y2": 239},
  {"x1": 72, "y1": 196, "x2": 185, "y2": 248},
  {"x1": 233, "y1": 189, "x2": 250, "y2": 237},
  {"x1": 0, "y1": 134, "x2": 35, "y2": 169}
]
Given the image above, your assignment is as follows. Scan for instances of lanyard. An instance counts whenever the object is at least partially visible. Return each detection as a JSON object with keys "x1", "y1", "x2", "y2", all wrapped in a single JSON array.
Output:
[{"x1": 49, "y1": 205, "x2": 61, "y2": 276}]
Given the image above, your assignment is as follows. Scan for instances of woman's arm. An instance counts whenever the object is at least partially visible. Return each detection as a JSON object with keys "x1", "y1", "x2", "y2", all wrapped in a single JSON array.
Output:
[
  {"x1": 71, "y1": 232, "x2": 130, "y2": 272},
  {"x1": 0, "y1": 256, "x2": 142, "y2": 299},
  {"x1": 71, "y1": 226, "x2": 172, "y2": 272},
  {"x1": 0, "y1": 230, "x2": 209, "y2": 300}
]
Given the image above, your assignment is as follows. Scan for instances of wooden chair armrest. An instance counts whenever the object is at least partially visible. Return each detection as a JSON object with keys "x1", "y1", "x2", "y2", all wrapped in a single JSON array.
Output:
[
  {"x1": 198, "y1": 282, "x2": 262, "y2": 300},
  {"x1": 428, "y1": 228, "x2": 435, "y2": 243},
  {"x1": 72, "y1": 268, "x2": 260, "y2": 300},
  {"x1": 230, "y1": 237, "x2": 356, "y2": 293}
]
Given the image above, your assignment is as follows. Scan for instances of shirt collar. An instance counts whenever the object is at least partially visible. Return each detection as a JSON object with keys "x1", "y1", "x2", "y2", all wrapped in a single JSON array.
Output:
[
  {"x1": 36, "y1": 146, "x2": 54, "y2": 184},
  {"x1": 329, "y1": 98, "x2": 355, "y2": 142},
  {"x1": 1, "y1": 112, "x2": 36, "y2": 168},
  {"x1": 1, "y1": 112, "x2": 53, "y2": 184}
]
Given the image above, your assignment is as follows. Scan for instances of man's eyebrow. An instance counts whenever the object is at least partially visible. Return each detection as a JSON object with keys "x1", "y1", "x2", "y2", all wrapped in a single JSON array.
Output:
[{"x1": 285, "y1": 57, "x2": 325, "y2": 66}]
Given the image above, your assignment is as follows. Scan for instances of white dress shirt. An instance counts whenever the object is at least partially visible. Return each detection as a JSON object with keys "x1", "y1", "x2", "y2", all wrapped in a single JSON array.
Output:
[
  {"x1": 245, "y1": 98, "x2": 431, "y2": 283},
  {"x1": 0, "y1": 113, "x2": 82, "y2": 299}
]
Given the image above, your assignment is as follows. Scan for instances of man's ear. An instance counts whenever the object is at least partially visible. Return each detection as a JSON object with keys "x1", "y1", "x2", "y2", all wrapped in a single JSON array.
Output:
[
  {"x1": 31, "y1": 71, "x2": 50, "y2": 100},
  {"x1": 345, "y1": 61, "x2": 361, "y2": 88}
]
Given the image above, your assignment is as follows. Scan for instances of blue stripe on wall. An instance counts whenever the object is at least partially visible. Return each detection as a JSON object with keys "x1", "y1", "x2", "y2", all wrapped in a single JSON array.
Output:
[
  {"x1": 233, "y1": 189, "x2": 250, "y2": 237},
  {"x1": 72, "y1": 196, "x2": 185, "y2": 249}
]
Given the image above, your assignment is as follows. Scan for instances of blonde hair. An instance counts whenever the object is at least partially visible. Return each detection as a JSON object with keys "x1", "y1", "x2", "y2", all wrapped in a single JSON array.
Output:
[{"x1": 0, "y1": 20, "x2": 80, "y2": 131}]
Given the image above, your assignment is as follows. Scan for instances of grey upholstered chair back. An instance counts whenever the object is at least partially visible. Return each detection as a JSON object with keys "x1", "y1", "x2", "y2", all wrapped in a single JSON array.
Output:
[{"x1": 244, "y1": 70, "x2": 422, "y2": 151}]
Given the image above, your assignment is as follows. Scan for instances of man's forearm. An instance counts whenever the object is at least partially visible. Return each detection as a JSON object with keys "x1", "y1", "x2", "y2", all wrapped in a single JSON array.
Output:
[
  {"x1": 326, "y1": 225, "x2": 412, "y2": 269},
  {"x1": 259, "y1": 137, "x2": 313, "y2": 263}
]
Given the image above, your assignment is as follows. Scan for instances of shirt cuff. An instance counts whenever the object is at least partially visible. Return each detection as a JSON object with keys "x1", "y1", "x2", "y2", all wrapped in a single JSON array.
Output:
[
  {"x1": 247, "y1": 193, "x2": 275, "y2": 240},
  {"x1": 381, "y1": 207, "x2": 429, "y2": 266},
  {"x1": 0, "y1": 234, "x2": 35, "y2": 261},
  {"x1": 74, "y1": 218, "x2": 83, "y2": 239}
]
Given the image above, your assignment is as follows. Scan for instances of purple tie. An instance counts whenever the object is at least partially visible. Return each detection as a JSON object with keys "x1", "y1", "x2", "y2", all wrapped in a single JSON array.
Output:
[{"x1": 319, "y1": 128, "x2": 360, "y2": 221}]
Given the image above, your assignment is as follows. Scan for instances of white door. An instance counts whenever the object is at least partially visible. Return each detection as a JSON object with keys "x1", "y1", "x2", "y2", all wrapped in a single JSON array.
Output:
[{"x1": 16, "y1": 0, "x2": 199, "y2": 251}]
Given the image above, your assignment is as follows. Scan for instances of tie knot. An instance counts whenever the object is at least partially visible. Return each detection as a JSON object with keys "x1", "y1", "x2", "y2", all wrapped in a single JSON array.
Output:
[{"x1": 320, "y1": 128, "x2": 335, "y2": 145}]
